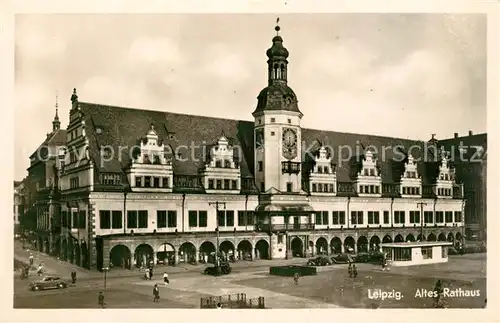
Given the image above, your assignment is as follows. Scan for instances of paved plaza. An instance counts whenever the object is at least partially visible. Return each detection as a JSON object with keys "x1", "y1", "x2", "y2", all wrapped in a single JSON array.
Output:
[{"x1": 14, "y1": 242, "x2": 486, "y2": 309}]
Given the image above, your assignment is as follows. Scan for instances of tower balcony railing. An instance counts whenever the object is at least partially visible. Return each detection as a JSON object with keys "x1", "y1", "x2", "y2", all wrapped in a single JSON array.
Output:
[
  {"x1": 281, "y1": 161, "x2": 301, "y2": 174},
  {"x1": 256, "y1": 223, "x2": 315, "y2": 232}
]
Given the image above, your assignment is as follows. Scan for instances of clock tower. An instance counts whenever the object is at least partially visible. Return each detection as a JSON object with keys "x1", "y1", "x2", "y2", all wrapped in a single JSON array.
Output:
[{"x1": 252, "y1": 23, "x2": 303, "y2": 193}]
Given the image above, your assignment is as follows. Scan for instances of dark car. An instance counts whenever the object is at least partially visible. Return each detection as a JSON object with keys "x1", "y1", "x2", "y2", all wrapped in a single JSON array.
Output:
[
  {"x1": 330, "y1": 253, "x2": 353, "y2": 264},
  {"x1": 307, "y1": 256, "x2": 332, "y2": 266},
  {"x1": 354, "y1": 252, "x2": 371, "y2": 263},
  {"x1": 29, "y1": 276, "x2": 68, "y2": 291},
  {"x1": 204, "y1": 262, "x2": 232, "y2": 276}
]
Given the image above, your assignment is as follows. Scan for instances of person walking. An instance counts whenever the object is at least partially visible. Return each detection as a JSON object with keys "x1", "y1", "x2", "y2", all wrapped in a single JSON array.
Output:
[
  {"x1": 29, "y1": 254, "x2": 34, "y2": 267},
  {"x1": 163, "y1": 272, "x2": 169, "y2": 286},
  {"x1": 37, "y1": 263, "x2": 44, "y2": 276},
  {"x1": 71, "y1": 269, "x2": 77, "y2": 284},
  {"x1": 348, "y1": 263, "x2": 353, "y2": 277},
  {"x1": 153, "y1": 284, "x2": 160, "y2": 302},
  {"x1": 145, "y1": 268, "x2": 150, "y2": 280},
  {"x1": 293, "y1": 272, "x2": 300, "y2": 285},
  {"x1": 149, "y1": 266, "x2": 153, "y2": 280},
  {"x1": 352, "y1": 265, "x2": 358, "y2": 278},
  {"x1": 98, "y1": 291, "x2": 105, "y2": 308}
]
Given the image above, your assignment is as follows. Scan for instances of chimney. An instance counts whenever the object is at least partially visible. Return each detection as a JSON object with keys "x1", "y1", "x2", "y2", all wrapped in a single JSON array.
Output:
[
  {"x1": 454, "y1": 133, "x2": 458, "y2": 139},
  {"x1": 469, "y1": 130, "x2": 473, "y2": 136}
]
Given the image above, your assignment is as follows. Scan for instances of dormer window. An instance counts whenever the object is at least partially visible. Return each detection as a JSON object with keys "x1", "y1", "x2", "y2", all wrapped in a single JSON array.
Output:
[
  {"x1": 215, "y1": 160, "x2": 222, "y2": 168},
  {"x1": 309, "y1": 145, "x2": 337, "y2": 195}
]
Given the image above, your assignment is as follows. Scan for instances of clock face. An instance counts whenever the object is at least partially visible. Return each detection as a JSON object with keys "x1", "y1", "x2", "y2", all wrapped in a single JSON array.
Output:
[{"x1": 282, "y1": 128, "x2": 297, "y2": 159}]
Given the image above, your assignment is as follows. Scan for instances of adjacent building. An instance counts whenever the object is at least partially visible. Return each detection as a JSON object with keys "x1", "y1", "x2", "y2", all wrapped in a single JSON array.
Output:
[
  {"x1": 26, "y1": 100, "x2": 66, "y2": 254},
  {"x1": 439, "y1": 132, "x2": 487, "y2": 241},
  {"x1": 14, "y1": 180, "x2": 26, "y2": 232},
  {"x1": 50, "y1": 25, "x2": 468, "y2": 270}
]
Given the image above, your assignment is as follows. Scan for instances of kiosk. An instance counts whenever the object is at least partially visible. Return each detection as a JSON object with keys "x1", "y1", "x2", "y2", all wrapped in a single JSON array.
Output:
[{"x1": 381, "y1": 241, "x2": 453, "y2": 267}]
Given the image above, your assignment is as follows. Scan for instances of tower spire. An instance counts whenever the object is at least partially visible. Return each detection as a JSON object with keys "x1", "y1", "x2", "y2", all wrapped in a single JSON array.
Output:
[
  {"x1": 52, "y1": 90, "x2": 61, "y2": 132},
  {"x1": 276, "y1": 17, "x2": 280, "y2": 35}
]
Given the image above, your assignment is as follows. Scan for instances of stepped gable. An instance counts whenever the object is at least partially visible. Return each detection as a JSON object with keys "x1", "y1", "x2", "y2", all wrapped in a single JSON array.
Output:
[
  {"x1": 80, "y1": 102, "x2": 441, "y2": 186},
  {"x1": 300, "y1": 128, "x2": 428, "y2": 184},
  {"x1": 80, "y1": 102, "x2": 255, "y2": 185}
]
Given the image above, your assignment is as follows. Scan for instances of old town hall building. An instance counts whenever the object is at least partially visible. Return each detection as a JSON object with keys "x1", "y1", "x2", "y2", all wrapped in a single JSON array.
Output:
[{"x1": 38, "y1": 25, "x2": 467, "y2": 270}]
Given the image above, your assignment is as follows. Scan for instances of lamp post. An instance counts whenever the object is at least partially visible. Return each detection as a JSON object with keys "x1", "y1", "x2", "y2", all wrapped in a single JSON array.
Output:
[
  {"x1": 102, "y1": 267, "x2": 109, "y2": 290},
  {"x1": 417, "y1": 202, "x2": 427, "y2": 241},
  {"x1": 208, "y1": 201, "x2": 226, "y2": 276}
]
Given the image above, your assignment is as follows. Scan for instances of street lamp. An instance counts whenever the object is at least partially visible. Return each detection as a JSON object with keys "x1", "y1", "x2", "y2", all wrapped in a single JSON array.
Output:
[
  {"x1": 209, "y1": 201, "x2": 226, "y2": 276},
  {"x1": 102, "y1": 267, "x2": 109, "y2": 290}
]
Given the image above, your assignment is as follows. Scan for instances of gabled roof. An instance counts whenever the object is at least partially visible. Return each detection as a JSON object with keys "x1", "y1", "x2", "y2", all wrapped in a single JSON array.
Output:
[
  {"x1": 29, "y1": 128, "x2": 67, "y2": 160},
  {"x1": 78, "y1": 102, "x2": 452, "y2": 186},
  {"x1": 438, "y1": 133, "x2": 487, "y2": 163}
]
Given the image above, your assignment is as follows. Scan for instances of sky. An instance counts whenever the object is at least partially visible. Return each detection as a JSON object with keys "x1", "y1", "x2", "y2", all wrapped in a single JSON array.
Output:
[{"x1": 14, "y1": 13, "x2": 487, "y2": 180}]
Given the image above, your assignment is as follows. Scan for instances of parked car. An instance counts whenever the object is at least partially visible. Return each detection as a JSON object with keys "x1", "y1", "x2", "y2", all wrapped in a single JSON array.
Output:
[
  {"x1": 330, "y1": 253, "x2": 353, "y2": 264},
  {"x1": 307, "y1": 256, "x2": 332, "y2": 266},
  {"x1": 204, "y1": 262, "x2": 232, "y2": 276},
  {"x1": 29, "y1": 276, "x2": 68, "y2": 291}
]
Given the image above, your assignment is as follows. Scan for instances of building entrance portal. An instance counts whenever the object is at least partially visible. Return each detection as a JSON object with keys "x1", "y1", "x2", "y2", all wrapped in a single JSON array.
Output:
[{"x1": 290, "y1": 237, "x2": 304, "y2": 257}]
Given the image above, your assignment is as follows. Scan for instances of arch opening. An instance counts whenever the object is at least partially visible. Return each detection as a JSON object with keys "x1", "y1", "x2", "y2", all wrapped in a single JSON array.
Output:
[
  {"x1": 199, "y1": 241, "x2": 215, "y2": 264},
  {"x1": 179, "y1": 242, "x2": 196, "y2": 264},
  {"x1": 220, "y1": 241, "x2": 235, "y2": 261},
  {"x1": 330, "y1": 237, "x2": 342, "y2": 254},
  {"x1": 156, "y1": 243, "x2": 175, "y2": 266},
  {"x1": 291, "y1": 237, "x2": 304, "y2": 257},
  {"x1": 344, "y1": 236, "x2": 355, "y2": 254},
  {"x1": 438, "y1": 233, "x2": 447, "y2": 242},
  {"x1": 427, "y1": 233, "x2": 437, "y2": 241},
  {"x1": 394, "y1": 234, "x2": 404, "y2": 243},
  {"x1": 382, "y1": 235, "x2": 392, "y2": 243},
  {"x1": 357, "y1": 236, "x2": 368, "y2": 253},
  {"x1": 370, "y1": 235, "x2": 381, "y2": 251},
  {"x1": 110, "y1": 244, "x2": 132, "y2": 268},
  {"x1": 237, "y1": 240, "x2": 253, "y2": 261},
  {"x1": 135, "y1": 244, "x2": 154, "y2": 267},
  {"x1": 316, "y1": 237, "x2": 328, "y2": 255},
  {"x1": 255, "y1": 239, "x2": 269, "y2": 260},
  {"x1": 406, "y1": 234, "x2": 415, "y2": 242}
]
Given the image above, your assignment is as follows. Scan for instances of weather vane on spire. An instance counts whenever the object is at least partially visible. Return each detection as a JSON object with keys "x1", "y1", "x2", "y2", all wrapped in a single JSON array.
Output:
[
  {"x1": 55, "y1": 90, "x2": 59, "y2": 109},
  {"x1": 275, "y1": 17, "x2": 280, "y2": 35}
]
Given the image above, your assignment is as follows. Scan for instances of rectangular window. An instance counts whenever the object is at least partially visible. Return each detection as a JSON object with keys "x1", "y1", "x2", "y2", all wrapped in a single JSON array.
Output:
[
  {"x1": 138, "y1": 210, "x2": 148, "y2": 228},
  {"x1": 144, "y1": 177, "x2": 151, "y2": 187},
  {"x1": 188, "y1": 211, "x2": 197, "y2": 227},
  {"x1": 208, "y1": 179, "x2": 214, "y2": 189},
  {"x1": 409, "y1": 211, "x2": 420, "y2": 224},
  {"x1": 424, "y1": 211, "x2": 434, "y2": 224},
  {"x1": 383, "y1": 211, "x2": 390, "y2": 224},
  {"x1": 167, "y1": 211, "x2": 177, "y2": 228},
  {"x1": 79, "y1": 210, "x2": 86, "y2": 229},
  {"x1": 258, "y1": 161, "x2": 263, "y2": 172},
  {"x1": 270, "y1": 118, "x2": 276, "y2": 122},
  {"x1": 368, "y1": 211, "x2": 380, "y2": 224},
  {"x1": 218, "y1": 210, "x2": 225, "y2": 227},
  {"x1": 278, "y1": 234, "x2": 284, "y2": 244},
  {"x1": 99, "y1": 210, "x2": 111, "y2": 229},
  {"x1": 247, "y1": 211, "x2": 255, "y2": 225},
  {"x1": 436, "y1": 211, "x2": 444, "y2": 223},
  {"x1": 111, "y1": 211, "x2": 122, "y2": 229},
  {"x1": 198, "y1": 211, "x2": 207, "y2": 227},
  {"x1": 73, "y1": 211, "x2": 78, "y2": 229},
  {"x1": 162, "y1": 177, "x2": 169, "y2": 188},
  {"x1": 153, "y1": 177, "x2": 160, "y2": 188},
  {"x1": 454, "y1": 211, "x2": 462, "y2": 222},
  {"x1": 157, "y1": 211, "x2": 167, "y2": 228},
  {"x1": 286, "y1": 182, "x2": 292, "y2": 192},
  {"x1": 445, "y1": 211, "x2": 453, "y2": 223},
  {"x1": 224, "y1": 160, "x2": 231, "y2": 168},
  {"x1": 231, "y1": 180, "x2": 237, "y2": 190},
  {"x1": 226, "y1": 211, "x2": 234, "y2": 226},
  {"x1": 351, "y1": 211, "x2": 363, "y2": 225},
  {"x1": 394, "y1": 211, "x2": 405, "y2": 224},
  {"x1": 238, "y1": 211, "x2": 245, "y2": 226},
  {"x1": 260, "y1": 182, "x2": 265, "y2": 191},
  {"x1": 136, "y1": 176, "x2": 142, "y2": 187},
  {"x1": 312, "y1": 183, "x2": 317, "y2": 192},
  {"x1": 421, "y1": 247, "x2": 433, "y2": 259},
  {"x1": 216, "y1": 180, "x2": 222, "y2": 189},
  {"x1": 329, "y1": 184, "x2": 334, "y2": 192},
  {"x1": 394, "y1": 248, "x2": 412, "y2": 261},
  {"x1": 223, "y1": 179, "x2": 230, "y2": 189}
]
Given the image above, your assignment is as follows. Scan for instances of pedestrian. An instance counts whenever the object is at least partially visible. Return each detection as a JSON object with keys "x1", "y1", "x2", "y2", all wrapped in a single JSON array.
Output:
[
  {"x1": 98, "y1": 291, "x2": 105, "y2": 308},
  {"x1": 163, "y1": 272, "x2": 169, "y2": 286},
  {"x1": 145, "y1": 268, "x2": 150, "y2": 280},
  {"x1": 348, "y1": 263, "x2": 352, "y2": 277},
  {"x1": 293, "y1": 272, "x2": 299, "y2": 285},
  {"x1": 71, "y1": 269, "x2": 77, "y2": 284},
  {"x1": 29, "y1": 254, "x2": 34, "y2": 267},
  {"x1": 153, "y1": 284, "x2": 160, "y2": 302},
  {"x1": 352, "y1": 265, "x2": 358, "y2": 278},
  {"x1": 37, "y1": 263, "x2": 43, "y2": 276},
  {"x1": 149, "y1": 267, "x2": 153, "y2": 280}
]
